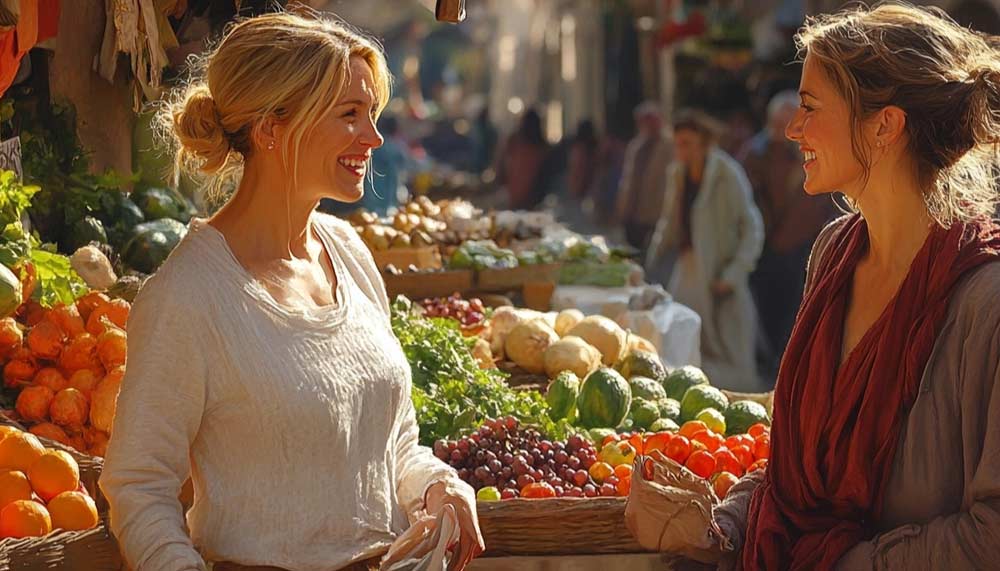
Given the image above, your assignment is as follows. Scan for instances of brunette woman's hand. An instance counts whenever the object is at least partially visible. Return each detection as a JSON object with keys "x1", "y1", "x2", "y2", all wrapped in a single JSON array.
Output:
[{"x1": 425, "y1": 479, "x2": 485, "y2": 570}]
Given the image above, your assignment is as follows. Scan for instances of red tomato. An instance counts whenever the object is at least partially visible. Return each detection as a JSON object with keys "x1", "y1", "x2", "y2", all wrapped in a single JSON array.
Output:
[
  {"x1": 748, "y1": 423, "x2": 770, "y2": 440},
  {"x1": 685, "y1": 450, "x2": 716, "y2": 479},
  {"x1": 730, "y1": 445, "x2": 755, "y2": 469},
  {"x1": 644, "y1": 431, "x2": 674, "y2": 454},
  {"x1": 748, "y1": 458, "x2": 768, "y2": 473},
  {"x1": 713, "y1": 448, "x2": 745, "y2": 477},
  {"x1": 691, "y1": 429, "x2": 724, "y2": 453},
  {"x1": 628, "y1": 433, "x2": 645, "y2": 455},
  {"x1": 665, "y1": 435, "x2": 692, "y2": 464},
  {"x1": 602, "y1": 433, "x2": 621, "y2": 447},
  {"x1": 753, "y1": 435, "x2": 771, "y2": 460},
  {"x1": 725, "y1": 434, "x2": 755, "y2": 450},
  {"x1": 521, "y1": 482, "x2": 556, "y2": 499}
]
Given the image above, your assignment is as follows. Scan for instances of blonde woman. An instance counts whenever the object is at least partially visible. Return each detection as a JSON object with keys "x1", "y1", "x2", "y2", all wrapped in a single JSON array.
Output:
[
  {"x1": 100, "y1": 13, "x2": 483, "y2": 571},
  {"x1": 708, "y1": 4, "x2": 1000, "y2": 570}
]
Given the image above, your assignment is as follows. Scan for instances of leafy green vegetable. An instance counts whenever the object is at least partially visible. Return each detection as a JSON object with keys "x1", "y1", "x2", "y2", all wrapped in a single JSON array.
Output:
[
  {"x1": 0, "y1": 170, "x2": 88, "y2": 307},
  {"x1": 390, "y1": 296, "x2": 568, "y2": 445}
]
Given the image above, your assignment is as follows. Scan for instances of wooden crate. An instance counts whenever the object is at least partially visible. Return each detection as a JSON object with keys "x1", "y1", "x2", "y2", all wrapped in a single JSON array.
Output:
[
  {"x1": 476, "y1": 263, "x2": 562, "y2": 292},
  {"x1": 477, "y1": 498, "x2": 649, "y2": 557},
  {"x1": 383, "y1": 270, "x2": 474, "y2": 300},
  {"x1": 371, "y1": 246, "x2": 442, "y2": 272}
]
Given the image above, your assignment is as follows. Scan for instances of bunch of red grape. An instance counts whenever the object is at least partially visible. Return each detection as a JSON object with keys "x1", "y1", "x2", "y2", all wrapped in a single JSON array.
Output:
[
  {"x1": 433, "y1": 417, "x2": 612, "y2": 499},
  {"x1": 419, "y1": 294, "x2": 486, "y2": 328}
]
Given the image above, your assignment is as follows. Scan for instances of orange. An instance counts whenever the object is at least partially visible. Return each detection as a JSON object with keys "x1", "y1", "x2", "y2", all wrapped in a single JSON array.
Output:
[
  {"x1": 28, "y1": 450, "x2": 80, "y2": 502},
  {"x1": 588, "y1": 461, "x2": 614, "y2": 484},
  {"x1": 613, "y1": 464, "x2": 633, "y2": 480},
  {"x1": 65, "y1": 433, "x2": 87, "y2": 454},
  {"x1": 3, "y1": 357, "x2": 37, "y2": 389},
  {"x1": 75, "y1": 292, "x2": 110, "y2": 324},
  {"x1": 713, "y1": 448, "x2": 744, "y2": 478},
  {"x1": 15, "y1": 385, "x2": 55, "y2": 422},
  {"x1": 0, "y1": 499, "x2": 52, "y2": 538},
  {"x1": 83, "y1": 428, "x2": 109, "y2": 458},
  {"x1": 68, "y1": 369, "x2": 101, "y2": 396},
  {"x1": 28, "y1": 423, "x2": 70, "y2": 447},
  {"x1": 679, "y1": 420, "x2": 709, "y2": 439},
  {"x1": 26, "y1": 320, "x2": 65, "y2": 360},
  {"x1": 33, "y1": 368, "x2": 69, "y2": 392},
  {"x1": 47, "y1": 491, "x2": 98, "y2": 531},
  {"x1": 712, "y1": 472, "x2": 740, "y2": 500},
  {"x1": 725, "y1": 434, "x2": 755, "y2": 450},
  {"x1": 730, "y1": 444, "x2": 754, "y2": 469},
  {"x1": 748, "y1": 458, "x2": 768, "y2": 473},
  {"x1": 59, "y1": 333, "x2": 100, "y2": 373},
  {"x1": 0, "y1": 431, "x2": 46, "y2": 471},
  {"x1": 49, "y1": 388, "x2": 89, "y2": 429},
  {"x1": 85, "y1": 299, "x2": 130, "y2": 336},
  {"x1": 0, "y1": 470, "x2": 32, "y2": 509},
  {"x1": 45, "y1": 304, "x2": 86, "y2": 338},
  {"x1": 96, "y1": 326, "x2": 127, "y2": 371}
]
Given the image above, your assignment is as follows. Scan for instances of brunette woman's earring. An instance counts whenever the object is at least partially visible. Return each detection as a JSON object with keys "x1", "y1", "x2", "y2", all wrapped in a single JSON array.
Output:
[{"x1": 268, "y1": 141, "x2": 276, "y2": 150}]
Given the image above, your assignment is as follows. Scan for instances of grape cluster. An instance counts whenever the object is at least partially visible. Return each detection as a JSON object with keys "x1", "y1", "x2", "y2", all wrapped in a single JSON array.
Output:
[
  {"x1": 433, "y1": 417, "x2": 614, "y2": 499},
  {"x1": 419, "y1": 294, "x2": 486, "y2": 328}
]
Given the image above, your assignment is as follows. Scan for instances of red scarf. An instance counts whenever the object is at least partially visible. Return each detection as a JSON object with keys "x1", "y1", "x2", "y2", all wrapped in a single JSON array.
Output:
[{"x1": 742, "y1": 214, "x2": 1000, "y2": 570}]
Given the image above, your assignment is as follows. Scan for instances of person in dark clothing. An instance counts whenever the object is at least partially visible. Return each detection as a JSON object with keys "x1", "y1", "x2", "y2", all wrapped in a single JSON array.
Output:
[{"x1": 494, "y1": 109, "x2": 551, "y2": 210}]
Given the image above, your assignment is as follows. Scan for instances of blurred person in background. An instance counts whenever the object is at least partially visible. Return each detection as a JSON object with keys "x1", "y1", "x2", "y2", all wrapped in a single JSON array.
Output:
[
  {"x1": 471, "y1": 107, "x2": 498, "y2": 174},
  {"x1": 360, "y1": 115, "x2": 412, "y2": 217},
  {"x1": 615, "y1": 102, "x2": 674, "y2": 256},
  {"x1": 494, "y1": 108, "x2": 551, "y2": 210},
  {"x1": 567, "y1": 119, "x2": 600, "y2": 200},
  {"x1": 646, "y1": 110, "x2": 764, "y2": 391},
  {"x1": 739, "y1": 90, "x2": 836, "y2": 380}
]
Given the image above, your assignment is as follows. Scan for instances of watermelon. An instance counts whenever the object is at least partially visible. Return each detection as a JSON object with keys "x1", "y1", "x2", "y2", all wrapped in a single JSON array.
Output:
[
  {"x1": 576, "y1": 367, "x2": 632, "y2": 429},
  {"x1": 724, "y1": 400, "x2": 771, "y2": 436},
  {"x1": 546, "y1": 371, "x2": 581, "y2": 421},
  {"x1": 662, "y1": 365, "x2": 710, "y2": 401},
  {"x1": 122, "y1": 218, "x2": 188, "y2": 274},
  {"x1": 629, "y1": 398, "x2": 661, "y2": 430},
  {"x1": 680, "y1": 385, "x2": 729, "y2": 423},
  {"x1": 630, "y1": 375, "x2": 667, "y2": 402},
  {"x1": 131, "y1": 187, "x2": 196, "y2": 223},
  {"x1": 617, "y1": 350, "x2": 667, "y2": 381}
]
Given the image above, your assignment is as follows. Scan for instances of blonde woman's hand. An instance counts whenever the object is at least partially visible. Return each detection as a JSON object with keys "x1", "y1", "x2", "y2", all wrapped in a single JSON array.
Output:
[{"x1": 425, "y1": 479, "x2": 485, "y2": 570}]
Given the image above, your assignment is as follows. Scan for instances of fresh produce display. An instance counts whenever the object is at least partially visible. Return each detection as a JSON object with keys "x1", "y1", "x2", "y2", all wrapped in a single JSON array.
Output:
[
  {"x1": 0, "y1": 292, "x2": 128, "y2": 457},
  {"x1": 0, "y1": 426, "x2": 99, "y2": 538},
  {"x1": 679, "y1": 385, "x2": 730, "y2": 423},
  {"x1": 433, "y1": 417, "x2": 634, "y2": 499},
  {"x1": 417, "y1": 294, "x2": 487, "y2": 332},
  {"x1": 0, "y1": 171, "x2": 89, "y2": 308},
  {"x1": 545, "y1": 371, "x2": 580, "y2": 422},
  {"x1": 351, "y1": 196, "x2": 491, "y2": 253},
  {"x1": 390, "y1": 296, "x2": 567, "y2": 446},
  {"x1": 448, "y1": 240, "x2": 519, "y2": 271},
  {"x1": 662, "y1": 366, "x2": 710, "y2": 402},
  {"x1": 576, "y1": 368, "x2": 632, "y2": 430}
]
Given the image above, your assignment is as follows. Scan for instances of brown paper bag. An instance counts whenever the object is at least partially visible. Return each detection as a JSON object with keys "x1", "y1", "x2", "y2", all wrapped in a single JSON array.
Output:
[{"x1": 624, "y1": 450, "x2": 732, "y2": 563}]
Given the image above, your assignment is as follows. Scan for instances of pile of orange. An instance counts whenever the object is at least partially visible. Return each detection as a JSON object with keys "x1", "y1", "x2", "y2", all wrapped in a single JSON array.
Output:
[
  {"x1": 2, "y1": 292, "x2": 129, "y2": 457},
  {"x1": 0, "y1": 426, "x2": 99, "y2": 539}
]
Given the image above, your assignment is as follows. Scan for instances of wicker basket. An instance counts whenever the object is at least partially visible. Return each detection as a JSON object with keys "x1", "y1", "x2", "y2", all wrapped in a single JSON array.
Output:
[
  {"x1": 477, "y1": 497, "x2": 650, "y2": 557},
  {"x1": 0, "y1": 514, "x2": 123, "y2": 571},
  {"x1": 0, "y1": 413, "x2": 107, "y2": 512}
]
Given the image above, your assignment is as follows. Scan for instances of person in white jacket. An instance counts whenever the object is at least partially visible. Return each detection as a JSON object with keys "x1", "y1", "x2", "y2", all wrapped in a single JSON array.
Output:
[
  {"x1": 646, "y1": 110, "x2": 765, "y2": 392},
  {"x1": 99, "y1": 12, "x2": 482, "y2": 571}
]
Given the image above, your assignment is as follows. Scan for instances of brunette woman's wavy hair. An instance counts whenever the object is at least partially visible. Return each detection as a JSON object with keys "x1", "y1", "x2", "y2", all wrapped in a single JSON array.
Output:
[{"x1": 796, "y1": 1, "x2": 1000, "y2": 226}]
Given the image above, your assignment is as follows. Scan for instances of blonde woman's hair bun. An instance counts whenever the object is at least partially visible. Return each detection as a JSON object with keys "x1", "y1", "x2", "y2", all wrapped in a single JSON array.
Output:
[{"x1": 172, "y1": 84, "x2": 234, "y2": 175}]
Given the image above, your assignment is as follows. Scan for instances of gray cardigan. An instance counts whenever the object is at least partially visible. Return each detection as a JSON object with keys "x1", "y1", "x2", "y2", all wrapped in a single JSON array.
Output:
[{"x1": 716, "y1": 215, "x2": 1000, "y2": 570}]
